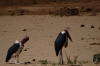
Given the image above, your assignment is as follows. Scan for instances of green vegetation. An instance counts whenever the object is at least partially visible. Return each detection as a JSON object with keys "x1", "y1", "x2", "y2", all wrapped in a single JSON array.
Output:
[
  {"x1": 50, "y1": 62, "x2": 58, "y2": 66},
  {"x1": 33, "y1": 53, "x2": 94, "y2": 66},
  {"x1": 93, "y1": 53, "x2": 100, "y2": 64},
  {"x1": 66, "y1": 56, "x2": 78, "y2": 64},
  {"x1": 38, "y1": 60, "x2": 48, "y2": 65},
  {"x1": 78, "y1": 61, "x2": 89, "y2": 64}
]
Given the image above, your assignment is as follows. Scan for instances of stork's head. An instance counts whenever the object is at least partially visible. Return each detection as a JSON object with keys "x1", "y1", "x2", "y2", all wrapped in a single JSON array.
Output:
[
  {"x1": 64, "y1": 29, "x2": 73, "y2": 42},
  {"x1": 21, "y1": 36, "x2": 29, "y2": 45}
]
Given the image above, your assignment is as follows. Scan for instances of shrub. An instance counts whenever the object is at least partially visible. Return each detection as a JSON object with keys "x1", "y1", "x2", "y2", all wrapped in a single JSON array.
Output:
[{"x1": 93, "y1": 54, "x2": 100, "y2": 64}]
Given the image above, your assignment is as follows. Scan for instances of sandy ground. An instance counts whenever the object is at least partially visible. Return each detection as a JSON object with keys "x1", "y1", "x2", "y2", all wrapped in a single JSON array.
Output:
[
  {"x1": 0, "y1": 15, "x2": 100, "y2": 66},
  {"x1": 0, "y1": 0, "x2": 100, "y2": 66}
]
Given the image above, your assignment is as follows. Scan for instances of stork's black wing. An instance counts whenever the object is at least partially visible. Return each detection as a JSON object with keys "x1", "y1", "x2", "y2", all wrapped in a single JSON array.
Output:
[
  {"x1": 5, "y1": 43, "x2": 20, "y2": 62},
  {"x1": 54, "y1": 33, "x2": 66, "y2": 56}
]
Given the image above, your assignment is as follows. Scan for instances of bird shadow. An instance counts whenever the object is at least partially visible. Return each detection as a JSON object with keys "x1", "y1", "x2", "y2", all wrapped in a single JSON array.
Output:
[
  {"x1": 68, "y1": 65, "x2": 83, "y2": 66},
  {"x1": 7, "y1": 63, "x2": 15, "y2": 64},
  {"x1": 7, "y1": 61, "x2": 33, "y2": 65}
]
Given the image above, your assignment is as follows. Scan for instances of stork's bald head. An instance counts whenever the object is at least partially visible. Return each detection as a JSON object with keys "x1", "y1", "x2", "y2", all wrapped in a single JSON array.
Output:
[
  {"x1": 64, "y1": 29, "x2": 73, "y2": 42},
  {"x1": 21, "y1": 36, "x2": 29, "y2": 44}
]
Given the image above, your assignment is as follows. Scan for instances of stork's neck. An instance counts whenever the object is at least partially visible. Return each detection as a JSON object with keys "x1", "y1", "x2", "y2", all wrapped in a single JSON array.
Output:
[
  {"x1": 15, "y1": 40, "x2": 23, "y2": 47},
  {"x1": 61, "y1": 31, "x2": 66, "y2": 34}
]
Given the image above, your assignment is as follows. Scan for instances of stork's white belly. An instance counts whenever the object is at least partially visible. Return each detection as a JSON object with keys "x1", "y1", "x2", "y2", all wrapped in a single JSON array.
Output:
[{"x1": 15, "y1": 47, "x2": 23, "y2": 56}]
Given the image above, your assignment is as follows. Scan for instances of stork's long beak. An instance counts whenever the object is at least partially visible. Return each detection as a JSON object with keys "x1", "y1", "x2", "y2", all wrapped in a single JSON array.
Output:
[{"x1": 66, "y1": 31, "x2": 73, "y2": 42}]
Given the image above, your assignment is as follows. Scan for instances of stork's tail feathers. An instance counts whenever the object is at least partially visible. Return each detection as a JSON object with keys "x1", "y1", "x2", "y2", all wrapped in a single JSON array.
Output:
[
  {"x1": 5, "y1": 55, "x2": 11, "y2": 63},
  {"x1": 5, "y1": 59, "x2": 9, "y2": 63}
]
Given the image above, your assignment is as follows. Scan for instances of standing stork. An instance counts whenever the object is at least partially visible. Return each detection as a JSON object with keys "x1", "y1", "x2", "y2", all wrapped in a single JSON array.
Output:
[
  {"x1": 5, "y1": 36, "x2": 29, "y2": 64},
  {"x1": 54, "y1": 29, "x2": 73, "y2": 64}
]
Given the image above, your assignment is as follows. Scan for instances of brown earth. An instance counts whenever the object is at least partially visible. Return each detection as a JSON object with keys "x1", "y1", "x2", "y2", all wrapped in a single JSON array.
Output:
[{"x1": 0, "y1": 0, "x2": 100, "y2": 16}]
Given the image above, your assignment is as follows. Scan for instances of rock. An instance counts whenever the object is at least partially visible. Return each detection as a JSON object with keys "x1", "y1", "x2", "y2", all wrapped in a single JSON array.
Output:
[
  {"x1": 22, "y1": 29, "x2": 27, "y2": 31},
  {"x1": 33, "y1": 59, "x2": 36, "y2": 61},
  {"x1": 24, "y1": 61, "x2": 31, "y2": 64},
  {"x1": 91, "y1": 25, "x2": 94, "y2": 28},
  {"x1": 80, "y1": 24, "x2": 85, "y2": 27},
  {"x1": 81, "y1": 38, "x2": 84, "y2": 40},
  {"x1": 86, "y1": 8, "x2": 93, "y2": 12}
]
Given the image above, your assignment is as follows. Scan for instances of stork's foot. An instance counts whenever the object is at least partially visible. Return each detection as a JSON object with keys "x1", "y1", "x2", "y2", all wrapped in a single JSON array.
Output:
[
  {"x1": 59, "y1": 62, "x2": 61, "y2": 65},
  {"x1": 59, "y1": 61, "x2": 63, "y2": 65},
  {"x1": 15, "y1": 62, "x2": 20, "y2": 64}
]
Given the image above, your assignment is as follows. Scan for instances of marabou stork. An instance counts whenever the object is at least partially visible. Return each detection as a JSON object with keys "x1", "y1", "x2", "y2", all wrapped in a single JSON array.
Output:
[
  {"x1": 54, "y1": 29, "x2": 73, "y2": 64},
  {"x1": 5, "y1": 36, "x2": 29, "y2": 64}
]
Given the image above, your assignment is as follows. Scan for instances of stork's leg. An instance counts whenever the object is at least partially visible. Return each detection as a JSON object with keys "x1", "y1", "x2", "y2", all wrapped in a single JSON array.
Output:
[
  {"x1": 15, "y1": 56, "x2": 18, "y2": 64},
  {"x1": 17, "y1": 55, "x2": 19, "y2": 63},
  {"x1": 15, "y1": 56, "x2": 25, "y2": 64},
  {"x1": 59, "y1": 53, "x2": 61, "y2": 65},
  {"x1": 59, "y1": 49, "x2": 63, "y2": 64},
  {"x1": 15, "y1": 55, "x2": 19, "y2": 64},
  {"x1": 61, "y1": 51, "x2": 64, "y2": 64},
  {"x1": 15, "y1": 56, "x2": 28, "y2": 64}
]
